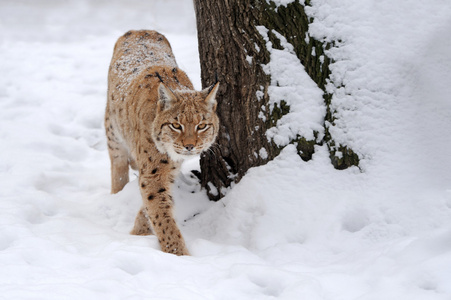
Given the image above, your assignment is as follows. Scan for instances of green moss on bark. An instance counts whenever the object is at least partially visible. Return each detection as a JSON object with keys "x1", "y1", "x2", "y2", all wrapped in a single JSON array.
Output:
[
  {"x1": 295, "y1": 135, "x2": 316, "y2": 161},
  {"x1": 259, "y1": 0, "x2": 359, "y2": 169},
  {"x1": 267, "y1": 100, "x2": 290, "y2": 128}
]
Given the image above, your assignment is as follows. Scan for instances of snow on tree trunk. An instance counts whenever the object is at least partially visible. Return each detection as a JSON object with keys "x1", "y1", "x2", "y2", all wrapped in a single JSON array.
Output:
[{"x1": 194, "y1": 0, "x2": 359, "y2": 200}]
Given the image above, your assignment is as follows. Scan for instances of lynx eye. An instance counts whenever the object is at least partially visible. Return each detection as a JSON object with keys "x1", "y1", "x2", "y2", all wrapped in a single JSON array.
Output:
[
  {"x1": 197, "y1": 123, "x2": 207, "y2": 131},
  {"x1": 170, "y1": 123, "x2": 182, "y2": 130}
]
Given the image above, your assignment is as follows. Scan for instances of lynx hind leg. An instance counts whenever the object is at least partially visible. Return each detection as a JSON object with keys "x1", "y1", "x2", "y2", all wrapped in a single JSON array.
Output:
[
  {"x1": 131, "y1": 208, "x2": 153, "y2": 236},
  {"x1": 108, "y1": 146, "x2": 130, "y2": 194}
]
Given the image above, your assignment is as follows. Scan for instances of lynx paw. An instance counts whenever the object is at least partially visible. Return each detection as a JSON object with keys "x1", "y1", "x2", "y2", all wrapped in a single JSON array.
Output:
[
  {"x1": 163, "y1": 244, "x2": 190, "y2": 256},
  {"x1": 131, "y1": 208, "x2": 153, "y2": 235}
]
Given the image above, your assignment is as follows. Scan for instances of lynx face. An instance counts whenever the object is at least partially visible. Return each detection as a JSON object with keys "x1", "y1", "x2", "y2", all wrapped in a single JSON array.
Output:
[{"x1": 152, "y1": 82, "x2": 219, "y2": 161}]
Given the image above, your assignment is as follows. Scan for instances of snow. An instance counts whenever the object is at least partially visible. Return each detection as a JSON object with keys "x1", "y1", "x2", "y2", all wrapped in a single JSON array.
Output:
[
  {"x1": 1, "y1": 0, "x2": 451, "y2": 299},
  {"x1": 257, "y1": 25, "x2": 325, "y2": 145}
]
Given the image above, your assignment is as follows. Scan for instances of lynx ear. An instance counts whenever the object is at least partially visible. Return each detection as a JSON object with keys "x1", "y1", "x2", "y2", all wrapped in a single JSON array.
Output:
[
  {"x1": 202, "y1": 82, "x2": 219, "y2": 111},
  {"x1": 158, "y1": 83, "x2": 177, "y2": 111}
]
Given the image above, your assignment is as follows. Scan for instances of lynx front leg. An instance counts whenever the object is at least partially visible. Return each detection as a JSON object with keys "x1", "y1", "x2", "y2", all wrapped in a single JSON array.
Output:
[
  {"x1": 145, "y1": 197, "x2": 189, "y2": 256},
  {"x1": 138, "y1": 167, "x2": 189, "y2": 255}
]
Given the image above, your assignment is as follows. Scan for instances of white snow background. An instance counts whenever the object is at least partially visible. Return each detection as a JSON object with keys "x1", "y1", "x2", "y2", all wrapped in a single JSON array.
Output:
[{"x1": 1, "y1": 0, "x2": 451, "y2": 299}]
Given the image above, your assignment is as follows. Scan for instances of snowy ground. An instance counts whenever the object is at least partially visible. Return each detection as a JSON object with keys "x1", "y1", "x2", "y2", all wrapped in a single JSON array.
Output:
[{"x1": 1, "y1": 0, "x2": 451, "y2": 299}]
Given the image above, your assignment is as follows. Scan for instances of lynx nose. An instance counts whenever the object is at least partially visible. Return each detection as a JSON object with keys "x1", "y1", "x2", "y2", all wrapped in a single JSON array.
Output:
[{"x1": 185, "y1": 144, "x2": 195, "y2": 151}]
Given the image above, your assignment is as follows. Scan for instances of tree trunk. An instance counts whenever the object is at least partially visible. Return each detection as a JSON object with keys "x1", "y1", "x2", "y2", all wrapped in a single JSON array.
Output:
[{"x1": 194, "y1": 0, "x2": 359, "y2": 200}]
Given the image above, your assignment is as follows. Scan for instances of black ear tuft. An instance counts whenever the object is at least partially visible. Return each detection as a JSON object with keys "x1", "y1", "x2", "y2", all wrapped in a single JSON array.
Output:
[
  {"x1": 158, "y1": 83, "x2": 176, "y2": 111},
  {"x1": 203, "y1": 82, "x2": 220, "y2": 111}
]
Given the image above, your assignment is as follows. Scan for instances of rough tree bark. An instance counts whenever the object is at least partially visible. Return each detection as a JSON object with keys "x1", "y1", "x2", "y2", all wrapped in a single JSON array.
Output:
[{"x1": 194, "y1": 0, "x2": 359, "y2": 200}]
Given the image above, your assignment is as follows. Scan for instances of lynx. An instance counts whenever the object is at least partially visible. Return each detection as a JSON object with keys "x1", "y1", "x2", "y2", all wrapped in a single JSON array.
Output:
[{"x1": 105, "y1": 30, "x2": 219, "y2": 255}]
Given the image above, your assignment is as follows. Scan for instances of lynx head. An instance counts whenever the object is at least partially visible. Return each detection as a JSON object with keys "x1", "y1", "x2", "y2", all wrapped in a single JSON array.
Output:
[{"x1": 152, "y1": 82, "x2": 220, "y2": 161}]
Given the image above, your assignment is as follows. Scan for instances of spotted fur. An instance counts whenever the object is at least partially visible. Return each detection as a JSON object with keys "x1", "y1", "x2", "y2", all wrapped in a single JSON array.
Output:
[{"x1": 105, "y1": 30, "x2": 219, "y2": 256}]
